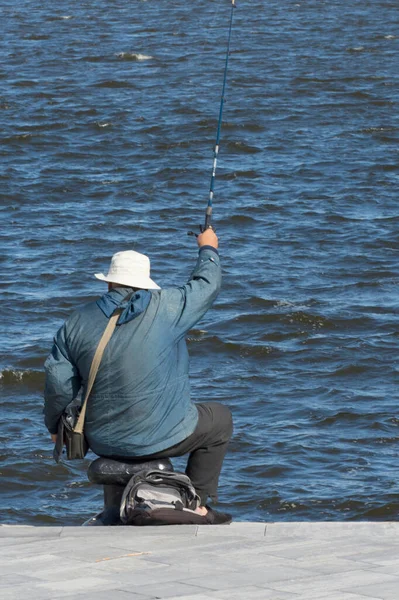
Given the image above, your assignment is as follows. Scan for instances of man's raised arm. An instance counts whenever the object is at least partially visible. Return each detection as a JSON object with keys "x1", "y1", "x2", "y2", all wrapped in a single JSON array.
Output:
[{"x1": 161, "y1": 229, "x2": 222, "y2": 338}]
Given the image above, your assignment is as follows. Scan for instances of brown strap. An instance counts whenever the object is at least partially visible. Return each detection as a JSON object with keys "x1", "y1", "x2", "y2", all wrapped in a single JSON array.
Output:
[{"x1": 74, "y1": 308, "x2": 122, "y2": 434}]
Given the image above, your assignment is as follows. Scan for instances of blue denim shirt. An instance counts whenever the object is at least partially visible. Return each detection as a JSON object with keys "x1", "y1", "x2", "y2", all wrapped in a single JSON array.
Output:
[{"x1": 43, "y1": 246, "x2": 221, "y2": 457}]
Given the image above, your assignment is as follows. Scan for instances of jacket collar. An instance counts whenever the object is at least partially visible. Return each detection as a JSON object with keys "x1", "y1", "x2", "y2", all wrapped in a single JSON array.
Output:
[{"x1": 96, "y1": 287, "x2": 151, "y2": 324}]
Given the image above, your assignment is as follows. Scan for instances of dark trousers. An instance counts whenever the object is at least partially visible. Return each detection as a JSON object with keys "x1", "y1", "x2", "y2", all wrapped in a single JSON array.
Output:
[{"x1": 142, "y1": 402, "x2": 233, "y2": 506}]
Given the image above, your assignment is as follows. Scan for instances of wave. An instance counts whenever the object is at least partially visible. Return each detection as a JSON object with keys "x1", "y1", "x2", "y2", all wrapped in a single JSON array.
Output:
[
  {"x1": 2, "y1": 133, "x2": 32, "y2": 143},
  {"x1": 215, "y1": 310, "x2": 335, "y2": 330},
  {"x1": 257, "y1": 493, "x2": 399, "y2": 521},
  {"x1": 346, "y1": 46, "x2": 366, "y2": 53},
  {"x1": 283, "y1": 311, "x2": 335, "y2": 329},
  {"x1": 332, "y1": 365, "x2": 370, "y2": 377},
  {"x1": 225, "y1": 140, "x2": 262, "y2": 154},
  {"x1": 93, "y1": 80, "x2": 133, "y2": 88},
  {"x1": 316, "y1": 410, "x2": 369, "y2": 426},
  {"x1": 220, "y1": 214, "x2": 258, "y2": 225},
  {"x1": 187, "y1": 334, "x2": 277, "y2": 358},
  {"x1": 0, "y1": 369, "x2": 44, "y2": 387},
  {"x1": 24, "y1": 34, "x2": 50, "y2": 41},
  {"x1": 46, "y1": 15, "x2": 73, "y2": 21},
  {"x1": 116, "y1": 52, "x2": 153, "y2": 61},
  {"x1": 217, "y1": 296, "x2": 300, "y2": 312}
]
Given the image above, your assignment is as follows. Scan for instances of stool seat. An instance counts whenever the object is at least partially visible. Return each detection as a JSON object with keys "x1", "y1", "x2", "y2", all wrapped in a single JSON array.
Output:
[{"x1": 87, "y1": 457, "x2": 173, "y2": 487}]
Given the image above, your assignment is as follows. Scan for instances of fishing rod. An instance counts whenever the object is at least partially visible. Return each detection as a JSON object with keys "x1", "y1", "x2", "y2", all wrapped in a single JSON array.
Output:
[{"x1": 190, "y1": 0, "x2": 236, "y2": 236}]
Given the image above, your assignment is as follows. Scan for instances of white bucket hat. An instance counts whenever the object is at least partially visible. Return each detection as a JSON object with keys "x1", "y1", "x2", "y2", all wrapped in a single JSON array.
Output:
[{"x1": 95, "y1": 250, "x2": 160, "y2": 290}]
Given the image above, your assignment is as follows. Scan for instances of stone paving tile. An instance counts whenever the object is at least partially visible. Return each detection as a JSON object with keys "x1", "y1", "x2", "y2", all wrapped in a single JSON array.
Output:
[
  {"x1": 195, "y1": 523, "x2": 267, "y2": 538},
  {"x1": 212, "y1": 585, "x2": 296, "y2": 599},
  {"x1": 255, "y1": 539, "x2": 341, "y2": 560},
  {"x1": 60, "y1": 525, "x2": 199, "y2": 538},
  {"x1": 185, "y1": 564, "x2": 315, "y2": 591},
  {"x1": 29, "y1": 563, "x2": 110, "y2": 583},
  {"x1": 97, "y1": 564, "x2": 236, "y2": 589},
  {"x1": 267, "y1": 568, "x2": 399, "y2": 595},
  {"x1": 166, "y1": 538, "x2": 298, "y2": 573},
  {"x1": 141, "y1": 538, "x2": 276, "y2": 562},
  {"x1": 369, "y1": 561, "x2": 399, "y2": 575},
  {"x1": 209, "y1": 543, "x2": 326, "y2": 569},
  {"x1": 0, "y1": 552, "x2": 84, "y2": 574},
  {"x1": 0, "y1": 526, "x2": 63, "y2": 538},
  {"x1": 0, "y1": 542, "x2": 88, "y2": 569},
  {"x1": 265, "y1": 522, "x2": 399, "y2": 541},
  {"x1": 0, "y1": 573, "x2": 41, "y2": 588},
  {"x1": 76, "y1": 592, "x2": 151, "y2": 600},
  {"x1": 108, "y1": 534, "x2": 255, "y2": 556},
  {"x1": 148, "y1": 547, "x2": 301, "y2": 572},
  {"x1": 349, "y1": 580, "x2": 399, "y2": 600},
  {"x1": 0, "y1": 585, "x2": 57, "y2": 600},
  {"x1": 0, "y1": 537, "x2": 160, "y2": 567},
  {"x1": 143, "y1": 554, "x2": 241, "y2": 575},
  {"x1": 122, "y1": 580, "x2": 216, "y2": 598},
  {"x1": 35, "y1": 575, "x2": 121, "y2": 597},
  {"x1": 334, "y1": 536, "x2": 399, "y2": 564},
  {"x1": 75, "y1": 532, "x2": 227, "y2": 555},
  {"x1": 341, "y1": 546, "x2": 399, "y2": 564},
  {"x1": 292, "y1": 595, "x2": 384, "y2": 600},
  {"x1": 263, "y1": 538, "x2": 393, "y2": 566},
  {"x1": 91, "y1": 554, "x2": 176, "y2": 576},
  {"x1": 0, "y1": 537, "x2": 43, "y2": 548},
  {"x1": 59, "y1": 532, "x2": 211, "y2": 563},
  {"x1": 50, "y1": 540, "x2": 150, "y2": 564},
  {"x1": 157, "y1": 596, "x2": 219, "y2": 600},
  {"x1": 290, "y1": 555, "x2": 379, "y2": 575}
]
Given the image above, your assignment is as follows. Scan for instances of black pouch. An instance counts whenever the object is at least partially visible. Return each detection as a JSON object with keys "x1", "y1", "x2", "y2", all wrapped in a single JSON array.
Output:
[
  {"x1": 53, "y1": 395, "x2": 89, "y2": 463},
  {"x1": 63, "y1": 418, "x2": 89, "y2": 460}
]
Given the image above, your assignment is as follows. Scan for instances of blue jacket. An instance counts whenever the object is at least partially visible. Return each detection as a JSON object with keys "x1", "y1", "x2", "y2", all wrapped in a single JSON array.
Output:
[{"x1": 43, "y1": 246, "x2": 221, "y2": 457}]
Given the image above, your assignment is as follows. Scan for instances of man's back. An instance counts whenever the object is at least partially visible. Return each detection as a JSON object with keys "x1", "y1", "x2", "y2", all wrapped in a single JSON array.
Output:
[{"x1": 44, "y1": 246, "x2": 221, "y2": 458}]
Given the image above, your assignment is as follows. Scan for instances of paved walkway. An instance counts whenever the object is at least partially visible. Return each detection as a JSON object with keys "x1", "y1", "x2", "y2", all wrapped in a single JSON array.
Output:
[{"x1": 1, "y1": 522, "x2": 399, "y2": 599}]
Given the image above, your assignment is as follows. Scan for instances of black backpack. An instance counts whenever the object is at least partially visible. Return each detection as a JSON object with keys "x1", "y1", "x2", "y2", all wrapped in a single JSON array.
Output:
[{"x1": 120, "y1": 469, "x2": 208, "y2": 526}]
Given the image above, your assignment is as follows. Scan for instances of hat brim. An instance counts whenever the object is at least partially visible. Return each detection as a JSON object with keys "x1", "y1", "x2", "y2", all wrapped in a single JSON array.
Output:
[{"x1": 94, "y1": 273, "x2": 160, "y2": 290}]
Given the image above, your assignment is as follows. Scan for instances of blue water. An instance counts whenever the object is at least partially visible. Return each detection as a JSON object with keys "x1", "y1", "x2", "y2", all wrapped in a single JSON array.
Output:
[{"x1": 1, "y1": 0, "x2": 399, "y2": 524}]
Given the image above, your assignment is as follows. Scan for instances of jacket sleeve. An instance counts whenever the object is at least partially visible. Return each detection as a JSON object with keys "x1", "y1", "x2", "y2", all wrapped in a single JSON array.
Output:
[
  {"x1": 43, "y1": 323, "x2": 82, "y2": 434},
  {"x1": 161, "y1": 245, "x2": 222, "y2": 339}
]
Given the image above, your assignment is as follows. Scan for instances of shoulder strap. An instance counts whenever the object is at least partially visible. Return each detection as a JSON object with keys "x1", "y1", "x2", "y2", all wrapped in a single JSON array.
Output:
[{"x1": 74, "y1": 305, "x2": 123, "y2": 434}]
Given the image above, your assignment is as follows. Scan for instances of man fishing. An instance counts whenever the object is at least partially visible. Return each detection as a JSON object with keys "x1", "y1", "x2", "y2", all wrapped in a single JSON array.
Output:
[{"x1": 44, "y1": 228, "x2": 233, "y2": 524}]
